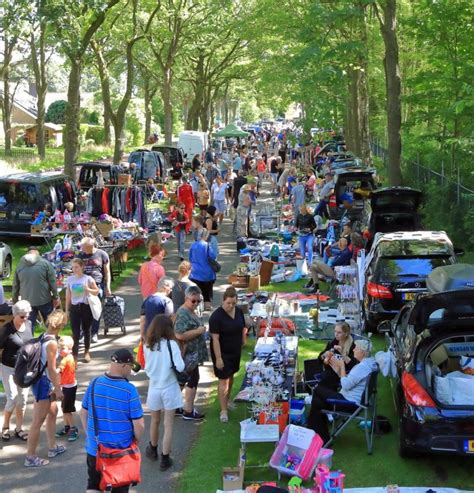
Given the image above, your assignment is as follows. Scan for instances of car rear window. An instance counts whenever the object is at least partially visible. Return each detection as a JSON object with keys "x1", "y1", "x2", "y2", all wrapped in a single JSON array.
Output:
[
  {"x1": 375, "y1": 257, "x2": 451, "y2": 282},
  {"x1": 0, "y1": 182, "x2": 38, "y2": 207},
  {"x1": 378, "y1": 240, "x2": 452, "y2": 256}
]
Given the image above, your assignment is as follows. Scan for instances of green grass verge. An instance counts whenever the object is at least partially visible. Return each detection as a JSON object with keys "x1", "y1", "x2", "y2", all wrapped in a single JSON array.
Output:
[
  {"x1": 178, "y1": 336, "x2": 473, "y2": 492},
  {"x1": 2, "y1": 146, "x2": 114, "y2": 174}
]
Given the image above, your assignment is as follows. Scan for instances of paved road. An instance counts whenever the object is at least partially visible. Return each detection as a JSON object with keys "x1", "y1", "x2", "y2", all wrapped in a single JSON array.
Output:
[{"x1": 0, "y1": 206, "x2": 241, "y2": 493}]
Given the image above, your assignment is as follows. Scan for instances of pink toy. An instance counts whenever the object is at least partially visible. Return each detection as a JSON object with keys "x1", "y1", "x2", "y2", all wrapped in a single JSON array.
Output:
[
  {"x1": 314, "y1": 465, "x2": 345, "y2": 493},
  {"x1": 53, "y1": 209, "x2": 63, "y2": 224}
]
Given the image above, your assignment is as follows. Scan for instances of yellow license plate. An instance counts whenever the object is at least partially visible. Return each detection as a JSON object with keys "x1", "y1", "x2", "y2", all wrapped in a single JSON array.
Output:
[
  {"x1": 465, "y1": 439, "x2": 474, "y2": 453},
  {"x1": 403, "y1": 292, "x2": 416, "y2": 301},
  {"x1": 0, "y1": 212, "x2": 6, "y2": 218}
]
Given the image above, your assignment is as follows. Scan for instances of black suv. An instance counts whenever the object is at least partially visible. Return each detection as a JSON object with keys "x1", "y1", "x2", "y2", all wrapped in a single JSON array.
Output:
[
  {"x1": 362, "y1": 231, "x2": 458, "y2": 331},
  {"x1": 379, "y1": 264, "x2": 474, "y2": 457},
  {"x1": 357, "y1": 187, "x2": 422, "y2": 247}
]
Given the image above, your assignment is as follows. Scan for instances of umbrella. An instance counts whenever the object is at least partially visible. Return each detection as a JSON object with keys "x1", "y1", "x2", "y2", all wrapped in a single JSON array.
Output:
[{"x1": 214, "y1": 124, "x2": 249, "y2": 138}]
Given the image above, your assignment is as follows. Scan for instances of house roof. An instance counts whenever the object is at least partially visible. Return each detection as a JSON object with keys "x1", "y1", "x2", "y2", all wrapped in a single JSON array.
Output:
[{"x1": 0, "y1": 86, "x2": 38, "y2": 120}]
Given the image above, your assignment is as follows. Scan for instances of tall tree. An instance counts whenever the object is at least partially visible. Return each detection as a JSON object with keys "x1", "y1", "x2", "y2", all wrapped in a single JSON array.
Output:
[
  {"x1": 374, "y1": 0, "x2": 403, "y2": 185},
  {"x1": 45, "y1": 0, "x2": 120, "y2": 176},
  {"x1": 29, "y1": 0, "x2": 55, "y2": 160},
  {"x1": 92, "y1": 1, "x2": 159, "y2": 163}
]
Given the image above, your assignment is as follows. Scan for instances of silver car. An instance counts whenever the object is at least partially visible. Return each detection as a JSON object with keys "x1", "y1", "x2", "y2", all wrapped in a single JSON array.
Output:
[{"x1": 0, "y1": 242, "x2": 13, "y2": 279}]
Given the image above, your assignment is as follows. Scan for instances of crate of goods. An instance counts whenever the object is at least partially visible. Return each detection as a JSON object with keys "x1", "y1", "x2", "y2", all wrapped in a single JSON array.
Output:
[
  {"x1": 102, "y1": 296, "x2": 126, "y2": 335},
  {"x1": 270, "y1": 424, "x2": 323, "y2": 480},
  {"x1": 222, "y1": 449, "x2": 245, "y2": 491},
  {"x1": 96, "y1": 222, "x2": 113, "y2": 238},
  {"x1": 118, "y1": 174, "x2": 132, "y2": 186},
  {"x1": 232, "y1": 275, "x2": 249, "y2": 288}
]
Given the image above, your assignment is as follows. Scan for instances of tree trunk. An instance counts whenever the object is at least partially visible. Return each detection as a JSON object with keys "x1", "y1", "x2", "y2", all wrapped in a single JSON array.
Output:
[
  {"x1": 378, "y1": 0, "x2": 403, "y2": 185},
  {"x1": 64, "y1": 58, "x2": 83, "y2": 177},
  {"x1": 357, "y1": 5, "x2": 371, "y2": 164},
  {"x1": 2, "y1": 68, "x2": 12, "y2": 153},
  {"x1": 112, "y1": 120, "x2": 125, "y2": 164},
  {"x1": 144, "y1": 78, "x2": 152, "y2": 143},
  {"x1": 162, "y1": 69, "x2": 173, "y2": 145},
  {"x1": 103, "y1": 105, "x2": 112, "y2": 146},
  {"x1": 36, "y1": 86, "x2": 47, "y2": 160}
]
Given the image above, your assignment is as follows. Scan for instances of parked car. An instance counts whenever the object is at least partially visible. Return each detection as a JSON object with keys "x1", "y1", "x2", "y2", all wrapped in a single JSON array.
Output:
[
  {"x1": 356, "y1": 187, "x2": 422, "y2": 247},
  {"x1": 379, "y1": 263, "x2": 474, "y2": 457},
  {"x1": 0, "y1": 171, "x2": 77, "y2": 237},
  {"x1": 328, "y1": 169, "x2": 377, "y2": 221},
  {"x1": 0, "y1": 242, "x2": 13, "y2": 278},
  {"x1": 151, "y1": 145, "x2": 184, "y2": 179},
  {"x1": 362, "y1": 231, "x2": 458, "y2": 332},
  {"x1": 74, "y1": 162, "x2": 123, "y2": 191},
  {"x1": 128, "y1": 149, "x2": 166, "y2": 182}
]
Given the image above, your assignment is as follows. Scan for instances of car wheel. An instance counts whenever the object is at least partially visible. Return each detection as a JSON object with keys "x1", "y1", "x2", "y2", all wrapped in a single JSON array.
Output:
[
  {"x1": 2, "y1": 255, "x2": 12, "y2": 279},
  {"x1": 398, "y1": 419, "x2": 416, "y2": 459}
]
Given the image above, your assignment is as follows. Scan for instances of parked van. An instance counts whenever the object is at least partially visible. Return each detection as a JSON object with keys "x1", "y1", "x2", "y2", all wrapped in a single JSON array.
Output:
[
  {"x1": 178, "y1": 131, "x2": 209, "y2": 163},
  {"x1": 0, "y1": 171, "x2": 77, "y2": 237}
]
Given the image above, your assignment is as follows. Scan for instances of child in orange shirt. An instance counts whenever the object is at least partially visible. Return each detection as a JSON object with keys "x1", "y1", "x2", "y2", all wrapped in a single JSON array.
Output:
[{"x1": 56, "y1": 336, "x2": 78, "y2": 441}]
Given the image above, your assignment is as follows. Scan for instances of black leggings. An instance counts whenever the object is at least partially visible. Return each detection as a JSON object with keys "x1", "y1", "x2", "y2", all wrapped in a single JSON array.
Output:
[
  {"x1": 307, "y1": 385, "x2": 355, "y2": 443},
  {"x1": 190, "y1": 279, "x2": 214, "y2": 303},
  {"x1": 69, "y1": 303, "x2": 93, "y2": 356}
]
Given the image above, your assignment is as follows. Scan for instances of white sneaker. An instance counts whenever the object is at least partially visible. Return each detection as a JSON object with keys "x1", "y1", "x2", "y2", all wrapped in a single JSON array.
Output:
[{"x1": 92, "y1": 334, "x2": 98, "y2": 344}]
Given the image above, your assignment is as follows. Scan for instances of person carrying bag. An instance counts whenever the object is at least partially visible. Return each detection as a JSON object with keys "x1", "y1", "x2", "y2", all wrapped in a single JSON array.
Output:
[{"x1": 80, "y1": 349, "x2": 144, "y2": 493}]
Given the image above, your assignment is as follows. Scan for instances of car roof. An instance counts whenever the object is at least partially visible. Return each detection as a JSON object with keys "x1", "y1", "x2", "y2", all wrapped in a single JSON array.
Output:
[
  {"x1": 73, "y1": 161, "x2": 115, "y2": 169},
  {"x1": 426, "y1": 264, "x2": 474, "y2": 293},
  {"x1": 0, "y1": 171, "x2": 69, "y2": 183}
]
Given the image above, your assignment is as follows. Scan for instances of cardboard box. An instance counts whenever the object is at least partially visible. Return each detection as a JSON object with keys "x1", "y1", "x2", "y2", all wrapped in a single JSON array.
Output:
[
  {"x1": 222, "y1": 449, "x2": 245, "y2": 491},
  {"x1": 96, "y1": 222, "x2": 113, "y2": 238}
]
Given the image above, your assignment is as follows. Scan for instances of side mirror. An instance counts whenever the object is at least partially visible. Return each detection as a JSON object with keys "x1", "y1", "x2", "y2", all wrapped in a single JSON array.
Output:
[
  {"x1": 377, "y1": 320, "x2": 392, "y2": 335},
  {"x1": 454, "y1": 247, "x2": 464, "y2": 257}
]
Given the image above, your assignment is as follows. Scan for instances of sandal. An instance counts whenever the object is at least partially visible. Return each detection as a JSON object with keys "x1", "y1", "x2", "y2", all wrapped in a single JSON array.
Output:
[
  {"x1": 2, "y1": 428, "x2": 10, "y2": 441},
  {"x1": 15, "y1": 429, "x2": 28, "y2": 441},
  {"x1": 220, "y1": 411, "x2": 229, "y2": 423}
]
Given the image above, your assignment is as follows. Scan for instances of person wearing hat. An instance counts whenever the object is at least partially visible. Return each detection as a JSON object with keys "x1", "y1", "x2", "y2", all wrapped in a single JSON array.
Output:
[
  {"x1": 307, "y1": 339, "x2": 377, "y2": 444},
  {"x1": 80, "y1": 348, "x2": 144, "y2": 491},
  {"x1": 177, "y1": 176, "x2": 195, "y2": 234},
  {"x1": 12, "y1": 246, "x2": 60, "y2": 334},
  {"x1": 314, "y1": 172, "x2": 335, "y2": 219}
]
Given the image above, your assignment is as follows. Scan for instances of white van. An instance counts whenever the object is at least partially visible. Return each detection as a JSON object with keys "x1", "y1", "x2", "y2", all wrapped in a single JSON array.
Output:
[{"x1": 178, "y1": 131, "x2": 209, "y2": 164}]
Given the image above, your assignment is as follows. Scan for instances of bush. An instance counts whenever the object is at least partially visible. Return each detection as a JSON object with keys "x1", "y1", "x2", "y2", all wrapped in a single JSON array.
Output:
[
  {"x1": 125, "y1": 115, "x2": 143, "y2": 147},
  {"x1": 46, "y1": 100, "x2": 68, "y2": 124},
  {"x1": 85, "y1": 125, "x2": 106, "y2": 145}
]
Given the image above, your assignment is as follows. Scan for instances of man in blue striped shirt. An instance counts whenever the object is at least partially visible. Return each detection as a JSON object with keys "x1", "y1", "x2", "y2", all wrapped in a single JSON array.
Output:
[{"x1": 80, "y1": 349, "x2": 144, "y2": 492}]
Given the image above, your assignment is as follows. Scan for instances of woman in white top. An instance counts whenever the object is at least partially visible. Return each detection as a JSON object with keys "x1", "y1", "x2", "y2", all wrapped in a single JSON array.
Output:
[
  {"x1": 144, "y1": 314, "x2": 184, "y2": 471},
  {"x1": 65, "y1": 258, "x2": 99, "y2": 363}
]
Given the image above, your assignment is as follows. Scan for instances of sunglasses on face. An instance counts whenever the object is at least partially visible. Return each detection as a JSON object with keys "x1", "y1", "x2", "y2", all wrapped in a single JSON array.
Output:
[
  {"x1": 19, "y1": 314, "x2": 30, "y2": 319},
  {"x1": 189, "y1": 298, "x2": 200, "y2": 304}
]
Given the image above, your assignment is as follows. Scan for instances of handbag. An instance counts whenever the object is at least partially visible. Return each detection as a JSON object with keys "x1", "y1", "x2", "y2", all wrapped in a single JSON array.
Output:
[
  {"x1": 207, "y1": 244, "x2": 221, "y2": 273},
  {"x1": 87, "y1": 293, "x2": 102, "y2": 321},
  {"x1": 90, "y1": 378, "x2": 141, "y2": 490},
  {"x1": 136, "y1": 340, "x2": 145, "y2": 370},
  {"x1": 167, "y1": 339, "x2": 199, "y2": 385}
]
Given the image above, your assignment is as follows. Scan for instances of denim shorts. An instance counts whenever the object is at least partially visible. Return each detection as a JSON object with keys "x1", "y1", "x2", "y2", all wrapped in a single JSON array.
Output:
[{"x1": 32, "y1": 374, "x2": 52, "y2": 402}]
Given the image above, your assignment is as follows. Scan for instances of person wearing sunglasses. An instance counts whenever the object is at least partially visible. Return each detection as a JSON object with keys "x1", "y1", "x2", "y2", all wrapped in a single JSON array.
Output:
[
  {"x1": 174, "y1": 286, "x2": 207, "y2": 421},
  {"x1": 0, "y1": 300, "x2": 33, "y2": 442}
]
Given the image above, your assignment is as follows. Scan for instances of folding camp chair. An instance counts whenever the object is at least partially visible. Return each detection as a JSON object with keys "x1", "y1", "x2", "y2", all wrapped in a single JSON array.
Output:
[
  {"x1": 304, "y1": 358, "x2": 324, "y2": 392},
  {"x1": 321, "y1": 367, "x2": 379, "y2": 454}
]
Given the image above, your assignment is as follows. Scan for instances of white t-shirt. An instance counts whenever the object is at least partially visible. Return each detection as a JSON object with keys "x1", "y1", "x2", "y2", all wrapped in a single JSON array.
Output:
[
  {"x1": 211, "y1": 183, "x2": 227, "y2": 201},
  {"x1": 66, "y1": 274, "x2": 93, "y2": 305},
  {"x1": 144, "y1": 339, "x2": 185, "y2": 389}
]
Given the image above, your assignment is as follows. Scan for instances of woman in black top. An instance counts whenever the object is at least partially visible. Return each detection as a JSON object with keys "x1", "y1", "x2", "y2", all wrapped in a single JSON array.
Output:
[
  {"x1": 296, "y1": 204, "x2": 317, "y2": 266},
  {"x1": 0, "y1": 300, "x2": 33, "y2": 441},
  {"x1": 309, "y1": 322, "x2": 357, "y2": 390},
  {"x1": 209, "y1": 287, "x2": 246, "y2": 423},
  {"x1": 205, "y1": 205, "x2": 220, "y2": 257}
]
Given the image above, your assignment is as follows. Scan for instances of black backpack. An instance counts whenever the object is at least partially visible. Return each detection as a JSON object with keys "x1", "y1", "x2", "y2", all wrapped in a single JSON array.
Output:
[{"x1": 14, "y1": 334, "x2": 55, "y2": 388}]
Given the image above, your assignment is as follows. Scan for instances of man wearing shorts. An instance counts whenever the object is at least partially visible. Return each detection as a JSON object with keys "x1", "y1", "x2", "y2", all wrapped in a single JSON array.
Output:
[{"x1": 80, "y1": 349, "x2": 144, "y2": 493}]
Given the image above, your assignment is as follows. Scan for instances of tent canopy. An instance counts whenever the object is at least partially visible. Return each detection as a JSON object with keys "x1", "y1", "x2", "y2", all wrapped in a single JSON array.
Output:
[{"x1": 214, "y1": 124, "x2": 249, "y2": 138}]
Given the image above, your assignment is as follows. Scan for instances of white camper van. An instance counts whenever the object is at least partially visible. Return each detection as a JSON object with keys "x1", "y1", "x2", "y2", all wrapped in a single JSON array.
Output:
[{"x1": 178, "y1": 131, "x2": 209, "y2": 164}]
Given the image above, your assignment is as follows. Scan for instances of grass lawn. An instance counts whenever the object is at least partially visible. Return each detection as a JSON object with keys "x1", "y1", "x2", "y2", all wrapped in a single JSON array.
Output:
[{"x1": 178, "y1": 335, "x2": 474, "y2": 492}]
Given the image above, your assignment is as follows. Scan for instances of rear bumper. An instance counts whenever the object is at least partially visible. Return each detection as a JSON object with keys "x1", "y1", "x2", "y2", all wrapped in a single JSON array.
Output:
[{"x1": 402, "y1": 411, "x2": 474, "y2": 455}]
